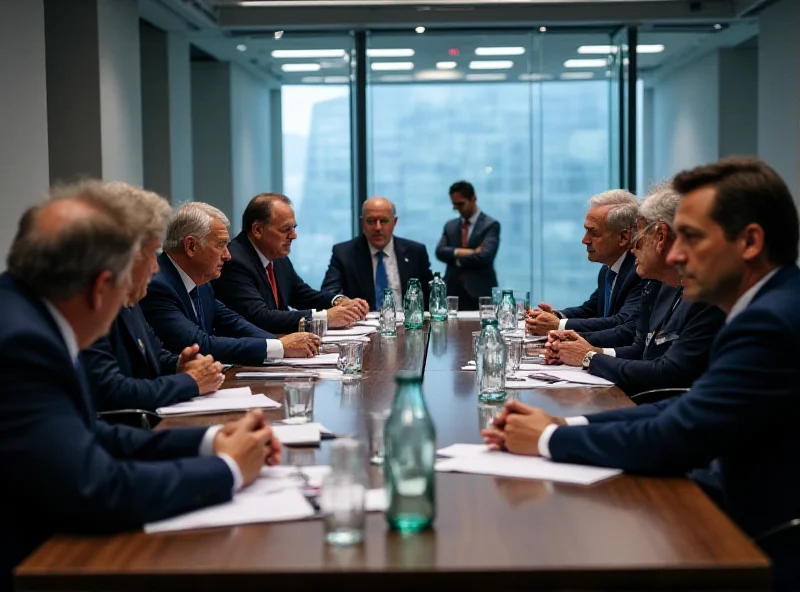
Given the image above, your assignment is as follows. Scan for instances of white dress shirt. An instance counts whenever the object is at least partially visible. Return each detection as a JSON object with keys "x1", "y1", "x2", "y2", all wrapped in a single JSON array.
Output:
[
  {"x1": 455, "y1": 208, "x2": 481, "y2": 268},
  {"x1": 538, "y1": 267, "x2": 783, "y2": 459},
  {"x1": 165, "y1": 255, "x2": 283, "y2": 360},
  {"x1": 369, "y1": 237, "x2": 403, "y2": 307},
  {"x1": 41, "y1": 300, "x2": 243, "y2": 491}
]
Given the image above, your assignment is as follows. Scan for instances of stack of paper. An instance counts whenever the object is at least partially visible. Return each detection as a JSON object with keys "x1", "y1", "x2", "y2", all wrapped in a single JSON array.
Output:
[
  {"x1": 266, "y1": 353, "x2": 340, "y2": 367},
  {"x1": 322, "y1": 334, "x2": 370, "y2": 343},
  {"x1": 435, "y1": 444, "x2": 622, "y2": 485},
  {"x1": 235, "y1": 371, "x2": 318, "y2": 380},
  {"x1": 271, "y1": 423, "x2": 322, "y2": 446},
  {"x1": 457, "y1": 311, "x2": 482, "y2": 320},
  {"x1": 156, "y1": 387, "x2": 281, "y2": 416},
  {"x1": 356, "y1": 319, "x2": 380, "y2": 328},
  {"x1": 326, "y1": 326, "x2": 377, "y2": 337}
]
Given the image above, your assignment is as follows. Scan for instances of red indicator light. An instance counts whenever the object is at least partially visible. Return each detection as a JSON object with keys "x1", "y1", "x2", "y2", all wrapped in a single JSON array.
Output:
[{"x1": 448, "y1": 48, "x2": 459, "y2": 56}]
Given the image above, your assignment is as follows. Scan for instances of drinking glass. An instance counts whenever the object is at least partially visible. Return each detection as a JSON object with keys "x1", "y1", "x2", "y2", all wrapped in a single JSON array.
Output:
[
  {"x1": 478, "y1": 403, "x2": 503, "y2": 430},
  {"x1": 503, "y1": 335, "x2": 523, "y2": 377},
  {"x1": 283, "y1": 378, "x2": 315, "y2": 422},
  {"x1": 367, "y1": 409, "x2": 390, "y2": 465},
  {"x1": 446, "y1": 296, "x2": 459, "y2": 317},
  {"x1": 471, "y1": 330, "x2": 482, "y2": 363},
  {"x1": 337, "y1": 341, "x2": 365, "y2": 382},
  {"x1": 479, "y1": 304, "x2": 497, "y2": 321},
  {"x1": 478, "y1": 296, "x2": 494, "y2": 309},
  {"x1": 310, "y1": 317, "x2": 328, "y2": 338}
]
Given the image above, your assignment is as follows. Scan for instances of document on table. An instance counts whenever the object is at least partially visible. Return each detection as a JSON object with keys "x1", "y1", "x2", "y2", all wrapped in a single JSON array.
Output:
[
  {"x1": 322, "y1": 335, "x2": 370, "y2": 343},
  {"x1": 266, "y1": 353, "x2": 340, "y2": 366},
  {"x1": 272, "y1": 423, "x2": 321, "y2": 446},
  {"x1": 435, "y1": 444, "x2": 621, "y2": 485},
  {"x1": 156, "y1": 391, "x2": 281, "y2": 416},
  {"x1": 458, "y1": 311, "x2": 481, "y2": 319},
  {"x1": 356, "y1": 319, "x2": 380, "y2": 327},
  {"x1": 235, "y1": 372, "x2": 318, "y2": 380},
  {"x1": 326, "y1": 326, "x2": 377, "y2": 336}
]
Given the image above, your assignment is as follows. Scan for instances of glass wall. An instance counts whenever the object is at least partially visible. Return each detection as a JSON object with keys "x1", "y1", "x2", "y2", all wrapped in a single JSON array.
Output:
[{"x1": 366, "y1": 31, "x2": 613, "y2": 307}]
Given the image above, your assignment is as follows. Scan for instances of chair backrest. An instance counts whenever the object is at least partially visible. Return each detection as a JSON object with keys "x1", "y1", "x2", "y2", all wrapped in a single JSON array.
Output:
[{"x1": 629, "y1": 387, "x2": 689, "y2": 405}]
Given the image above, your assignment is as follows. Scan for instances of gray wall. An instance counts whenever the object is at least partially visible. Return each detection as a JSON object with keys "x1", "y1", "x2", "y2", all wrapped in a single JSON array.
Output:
[
  {"x1": 140, "y1": 21, "x2": 171, "y2": 198},
  {"x1": 168, "y1": 33, "x2": 194, "y2": 203},
  {"x1": 718, "y1": 48, "x2": 758, "y2": 158},
  {"x1": 0, "y1": 0, "x2": 50, "y2": 268}
]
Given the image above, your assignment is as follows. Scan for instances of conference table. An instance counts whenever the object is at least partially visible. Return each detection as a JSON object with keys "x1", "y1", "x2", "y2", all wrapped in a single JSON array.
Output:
[{"x1": 16, "y1": 318, "x2": 769, "y2": 590}]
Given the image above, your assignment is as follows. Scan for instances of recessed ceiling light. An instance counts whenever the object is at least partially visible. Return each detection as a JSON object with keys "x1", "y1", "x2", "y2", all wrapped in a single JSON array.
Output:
[
  {"x1": 301, "y1": 76, "x2": 323, "y2": 83},
  {"x1": 436, "y1": 61, "x2": 458, "y2": 70},
  {"x1": 469, "y1": 60, "x2": 514, "y2": 70},
  {"x1": 281, "y1": 63, "x2": 322, "y2": 72},
  {"x1": 415, "y1": 26, "x2": 426, "y2": 34},
  {"x1": 577, "y1": 45, "x2": 616, "y2": 54},
  {"x1": 236, "y1": 44, "x2": 247, "y2": 52},
  {"x1": 539, "y1": 26, "x2": 547, "y2": 32},
  {"x1": 371, "y1": 61, "x2": 414, "y2": 71},
  {"x1": 519, "y1": 73, "x2": 553, "y2": 81},
  {"x1": 564, "y1": 58, "x2": 607, "y2": 68},
  {"x1": 380, "y1": 74, "x2": 415, "y2": 82},
  {"x1": 636, "y1": 44, "x2": 665, "y2": 53},
  {"x1": 714, "y1": 23, "x2": 723, "y2": 30},
  {"x1": 474, "y1": 47, "x2": 525, "y2": 56},
  {"x1": 324, "y1": 76, "x2": 350, "y2": 83},
  {"x1": 274, "y1": 31, "x2": 283, "y2": 40},
  {"x1": 465, "y1": 73, "x2": 507, "y2": 81},
  {"x1": 271, "y1": 49, "x2": 347, "y2": 59},
  {"x1": 367, "y1": 48, "x2": 415, "y2": 58},
  {"x1": 416, "y1": 69, "x2": 462, "y2": 81},
  {"x1": 561, "y1": 72, "x2": 594, "y2": 80}
]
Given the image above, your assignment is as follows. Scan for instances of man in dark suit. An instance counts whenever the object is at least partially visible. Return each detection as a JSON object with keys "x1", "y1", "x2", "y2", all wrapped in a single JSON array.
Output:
[
  {"x1": 526, "y1": 189, "x2": 642, "y2": 335},
  {"x1": 0, "y1": 183, "x2": 281, "y2": 590},
  {"x1": 213, "y1": 193, "x2": 368, "y2": 334},
  {"x1": 141, "y1": 202, "x2": 320, "y2": 365},
  {"x1": 482, "y1": 157, "x2": 800, "y2": 589},
  {"x1": 435, "y1": 180, "x2": 500, "y2": 310},
  {"x1": 82, "y1": 183, "x2": 224, "y2": 412},
  {"x1": 322, "y1": 197, "x2": 434, "y2": 311},
  {"x1": 545, "y1": 184, "x2": 726, "y2": 396}
]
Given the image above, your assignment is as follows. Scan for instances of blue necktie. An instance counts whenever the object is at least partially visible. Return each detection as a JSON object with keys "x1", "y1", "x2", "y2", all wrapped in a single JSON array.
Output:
[
  {"x1": 190, "y1": 287, "x2": 206, "y2": 331},
  {"x1": 374, "y1": 251, "x2": 389, "y2": 311},
  {"x1": 603, "y1": 269, "x2": 617, "y2": 317}
]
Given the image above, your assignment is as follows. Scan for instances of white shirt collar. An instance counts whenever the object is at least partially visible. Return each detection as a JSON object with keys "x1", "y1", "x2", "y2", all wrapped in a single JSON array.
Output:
[
  {"x1": 42, "y1": 299, "x2": 80, "y2": 363},
  {"x1": 248, "y1": 237, "x2": 272, "y2": 269},
  {"x1": 726, "y1": 267, "x2": 781, "y2": 323},
  {"x1": 369, "y1": 236, "x2": 395, "y2": 258},
  {"x1": 166, "y1": 254, "x2": 196, "y2": 294},
  {"x1": 610, "y1": 251, "x2": 628, "y2": 274},
  {"x1": 464, "y1": 208, "x2": 481, "y2": 227}
]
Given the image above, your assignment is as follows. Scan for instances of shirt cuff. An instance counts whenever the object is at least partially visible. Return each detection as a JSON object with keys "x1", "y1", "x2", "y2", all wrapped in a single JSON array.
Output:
[
  {"x1": 198, "y1": 427, "x2": 243, "y2": 492},
  {"x1": 455, "y1": 259, "x2": 462, "y2": 267},
  {"x1": 331, "y1": 295, "x2": 345, "y2": 306},
  {"x1": 602, "y1": 348, "x2": 616, "y2": 357},
  {"x1": 266, "y1": 339, "x2": 284, "y2": 360},
  {"x1": 218, "y1": 453, "x2": 244, "y2": 492},
  {"x1": 539, "y1": 423, "x2": 559, "y2": 459},
  {"x1": 313, "y1": 309, "x2": 327, "y2": 320},
  {"x1": 558, "y1": 318, "x2": 568, "y2": 330},
  {"x1": 565, "y1": 416, "x2": 589, "y2": 426}
]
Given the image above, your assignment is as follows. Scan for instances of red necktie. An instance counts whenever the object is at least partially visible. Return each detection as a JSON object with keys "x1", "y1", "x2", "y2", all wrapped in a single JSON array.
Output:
[
  {"x1": 266, "y1": 262, "x2": 279, "y2": 307},
  {"x1": 461, "y1": 219, "x2": 471, "y2": 248}
]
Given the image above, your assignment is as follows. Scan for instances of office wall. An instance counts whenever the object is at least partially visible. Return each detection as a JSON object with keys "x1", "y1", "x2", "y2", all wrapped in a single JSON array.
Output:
[
  {"x1": 141, "y1": 22, "x2": 171, "y2": 198},
  {"x1": 168, "y1": 34, "x2": 194, "y2": 203},
  {"x1": 718, "y1": 47, "x2": 758, "y2": 159},
  {"x1": 758, "y1": 0, "x2": 800, "y2": 201},
  {"x1": 0, "y1": 0, "x2": 50, "y2": 268}
]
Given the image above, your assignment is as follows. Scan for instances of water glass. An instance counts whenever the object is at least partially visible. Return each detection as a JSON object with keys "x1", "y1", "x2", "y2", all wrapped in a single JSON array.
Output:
[
  {"x1": 310, "y1": 317, "x2": 328, "y2": 338},
  {"x1": 368, "y1": 409, "x2": 390, "y2": 465},
  {"x1": 283, "y1": 378, "x2": 315, "y2": 422},
  {"x1": 479, "y1": 304, "x2": 497, "y2": 321},
  {"x1": 471, "y1": 330, "x2": 482, "y2": 363},
  {"x1": 491, "y1": 287, "x2": 502, "y2": 307},
  {"x1": 478, "y1": 296, "x2": 494, "y2": 309},
  {"x1": 478, "y1": 403, "x2": 503, "y2": 430},
  {"x1": 320, "y1": 437, "x2": 368, "y2": 546},
  {"x1": 503, "y1": 335, "x2": 523, "y2": 377},
  {"x1": 446, "y1": 296, "x2": 459, "y2": 317},
  {"x1": 337, "y1": 341, "x2": 365, "y2": 381}
]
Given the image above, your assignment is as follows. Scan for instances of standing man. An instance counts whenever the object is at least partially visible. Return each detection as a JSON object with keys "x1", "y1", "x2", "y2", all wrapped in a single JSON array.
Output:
[
  {"x1": 435, "y1": 181, "x2": 500, "y2": 310},
  {"x1": 213, "y1": 193, "x2": 368, "y2": 334},
  {"x1": 322, "y1": 197, "x2": 434, "y2": 311}
]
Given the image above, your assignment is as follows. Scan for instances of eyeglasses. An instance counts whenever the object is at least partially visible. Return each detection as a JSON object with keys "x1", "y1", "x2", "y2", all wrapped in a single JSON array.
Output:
[
  {"x1": 631, "y1": 221, "x2": 658, "y2": 249},
  {"x1": 363, "y1": 217, "x2": 392, "y2": 226}
]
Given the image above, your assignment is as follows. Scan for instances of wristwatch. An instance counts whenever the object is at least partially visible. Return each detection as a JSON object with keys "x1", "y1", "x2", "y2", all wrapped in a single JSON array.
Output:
[{"x1": 582, "y1": 350, "x2": 597, "y2": 370}]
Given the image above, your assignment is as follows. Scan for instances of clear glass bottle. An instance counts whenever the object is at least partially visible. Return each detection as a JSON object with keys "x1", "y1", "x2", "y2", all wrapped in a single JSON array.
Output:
[
  {"x1": 403, "y1": 278, "x2": 424, "y2": 330},
  {"x1": 320, "y1": 437, "x2": 368, "y2": 545},
  {"x1": 428, "y1": 272, "x2": 447, "y2": 322},
  {"x1": 497, "y1": 289, "x2": 517, "y2": 332},
  {"x1": 477, "y1": 318, "x2": 507, "y2": 403},
  {"x1": 380, "y1": 288, "x2": 397, "y2": 336},
  {"x1": 384, "y1": 371, "x2": 436, "y2": 533}
]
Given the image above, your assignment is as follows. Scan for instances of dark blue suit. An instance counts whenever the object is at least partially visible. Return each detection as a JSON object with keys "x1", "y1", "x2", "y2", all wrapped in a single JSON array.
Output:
[
  {"x1": 212, "y1": 231, "x2": 339, "y2": 334},
  {"x1": 321, "y1": 234, "x2": 434, "y2": 311},
  {"x1": 81, "y1": 304, "x2": 199, "y2": 411},
  {"x1": 0, "y1": 273, "x2": 233, "y2": 590},
  {"x1": 549, "y1": 265, "x2": 800, "y2": 544},
  {"x1": 435, "y1": 211, "x2": 500, "y2": 306},
  {"x1": 581, "y1": 280, "x2": 660, "y2": 349},
  {"x1": 588, "y1": 284, "x2": 726, "y2": 395},
  {"x1": 140, "y1": 253, "x2": 275, "y2": 365},
  {"x1": 558, "y1": 251, "x2": 643, "y2": 332}
]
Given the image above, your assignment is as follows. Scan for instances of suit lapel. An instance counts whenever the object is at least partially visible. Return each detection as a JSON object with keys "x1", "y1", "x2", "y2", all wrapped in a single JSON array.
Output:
[
  {"x1": 355, "y1": 236, "x2": 376, "y2": 308},
  {"x1": 393, "y1": 238, "x2": 411, "y2": 293},
  {"x1": 237, "y1": 232, "x2": 275, "y2": 307},
  {"x1": 609, "y1": 251, "x2": 635, "y2": 312},
  {"x1": 158, "y1": 252, "x2": 196, "y2": 321},
  {"x1": 273, "y1": 259, "x2": 291, "y2": 309},
  {"x1": 119, "y1": 307, "x2": 159, "y2": 375}
]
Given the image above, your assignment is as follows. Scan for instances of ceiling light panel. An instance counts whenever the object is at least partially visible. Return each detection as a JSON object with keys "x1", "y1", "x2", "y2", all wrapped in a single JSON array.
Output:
[
  {"x1": 561, "y1": 72, "x2": 594, "y2": 80},
  {"x1": 564, "y1": 58, "x2": 607, "y2": 68},
  {"x1": 367, "y1": 48, "x2": 414, "y2": 58},
  {"x1": 469, "y1": 60, "x2": 514, "y2": 70},
  {"x1": 371, "y1": 62, "x2": 414, "y2": 71},
  {"x1": 272, "y1": 49, "x2": 346, "y2": 59},
  {"x1": 466, "y1": 73, "x2": 507, "y2": 81},
  {"x1": 436, "y1": 61, "x2": 458, "y2": 70},
  {"x1": 474, "y1": 46, "x2": 525, "y2": 56},
  {"x1": 281, "y1": 63, "x2": 322, "y2": 72}
]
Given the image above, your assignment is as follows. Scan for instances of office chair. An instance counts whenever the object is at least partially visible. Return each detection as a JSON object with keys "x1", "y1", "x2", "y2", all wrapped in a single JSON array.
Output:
[
  {"x1": 629, "y1": 387, "x2": 689, "y2": 405},
  {"x1": 97, "y1": 409, "x2": 161, "y2": 429}
]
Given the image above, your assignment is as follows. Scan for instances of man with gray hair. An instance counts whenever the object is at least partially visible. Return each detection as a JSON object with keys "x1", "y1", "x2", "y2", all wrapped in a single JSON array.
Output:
[
  {"x1": 321, "y1": 196, "x2": 434, "y2": 311},
  {"x1": 0, "y1": 182, "x2": 282, "y2": 588},
  {"x1": 526, "y1": 189, "x2": 643, "y2": 335},
  {"x1": 82, "y1": 183, "x2": 227, "y2": 414},
  {"x1": 545, "y1": 183, "x2": 726, "y2": 396},
  {"x1": 141, "y1": 202, "x2": 320, "y2": 364}
]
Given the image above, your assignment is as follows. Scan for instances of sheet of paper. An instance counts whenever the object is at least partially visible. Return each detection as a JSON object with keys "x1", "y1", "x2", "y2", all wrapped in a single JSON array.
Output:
[
  {"x1": 366, "y1": 488, "x2": 387, "y2": 512},
  {"x1": 235, "y1": 372, "x2": 317, "y2": 380},
  {"x1": 366, "y1": 311, "x2": 380, "y2": 320},
  {"x1": 321, "y1": 335, "x2": 370, "y2": 343},
  {"x1": 457, "y1": 311, "x2": 481, "y2": 319},
  {"x1": 144, "y1": 488, "x2": 315, "y2": 534},
  {"x1": 437, "y1": 443, "x2": 490, "y2": 457},
  {"x1": 156, "y1": 394, "x2": 280, "y2": 416},
  {"x1": 326, "y1": 326, "x2": 377, "y2": 336},
  {"x1": 274, "y1": 420, "x2": 332, "y2": 435},
  {"x1": 242, "y1": 465, "x2": 332, "y2": 497},
  {"x1": 266, "y1": 353, "x2": 340, "y2": 367},
  {"x1": 205, "y1": 386, "x2": 252, "y2": 398},
  {"x1": 272, "y1": 423, "x2": 321, "y2": 446},
  {"x1": 356, "y1": 319, "x2": 380, "y2": 327},
  {"x1": 434, "y1": 447, "x2": 621, "y2": 485},
  {"x1": 524, "y1": 369, "x2": 615, "y2": 386}
]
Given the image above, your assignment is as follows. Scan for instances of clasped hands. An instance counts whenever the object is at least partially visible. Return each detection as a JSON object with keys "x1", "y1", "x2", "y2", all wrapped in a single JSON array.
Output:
[
  {"x1": 524, "y1": 302, "x2": 560, "y2": 335},
  {"x1": 329, "y1": 296, "x2": 370, "y2": 328},
  {"x1": 213, "y1": 409, "x2": 282, "y2": 487},
  {"x1": 480, "y1": 399, "x2": 565, "y2": 456},
  {"x1": 544, "y1": 330, "x2": 600, "y2": 366}
]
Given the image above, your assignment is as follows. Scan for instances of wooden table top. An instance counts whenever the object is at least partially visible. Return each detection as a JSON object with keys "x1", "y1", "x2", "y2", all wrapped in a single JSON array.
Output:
[{"x1": 15, "y1": 319, "x2": 770, "y2": 591}]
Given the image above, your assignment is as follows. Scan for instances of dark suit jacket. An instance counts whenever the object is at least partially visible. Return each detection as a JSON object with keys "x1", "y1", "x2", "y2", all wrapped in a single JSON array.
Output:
[
  {"x1": 588, "y1": 284, "x2": 726, "y2": 395},
  {"x1": 321, "y1": 234, "x2": 434, "y2": 311},
  {"x1": 0, "y1": 273, "x2": 233, "y2": 590},
  {"x1": 549, "y1": 265, "x2": 800, "y2": 542},
  {"x1": 212, "y1": 232, "x2": 339, "y2": 334},
  {"x1": 81, "y1": 304, "x2": 199, "y2": 412},
  {"x1": 559, "y1": 251, "x2": 643, "y2": 332},
  {"x1": 435, "y1": 211, "x2": 500, "y2": 299},
  {"x1": 582, "y1": 280, "x2": 660, "y2": 349},
  {"x1": 140, "y1": 253, "x2": 274, "y2": 365}
]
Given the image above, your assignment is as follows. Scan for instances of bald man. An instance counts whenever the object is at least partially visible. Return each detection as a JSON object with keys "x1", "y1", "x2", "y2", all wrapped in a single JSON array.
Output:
[{"x1": 322, "y1": 197, "x2": 434, "y2": 311}]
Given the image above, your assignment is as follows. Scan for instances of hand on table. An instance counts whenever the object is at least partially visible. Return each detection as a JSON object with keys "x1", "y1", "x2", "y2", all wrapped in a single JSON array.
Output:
[
  {"x1": 280, "y1": 332, "x2": 321, "y2": 358},
  {"x1": 480, "y1": 399, "x2": 566, "y2": 456},
  {"x1": 183, "y1": 353, "x2": 225, "y2": 394},
  {"x1": 214, "y1": 409, "x2": 281, "y2": 486}
]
